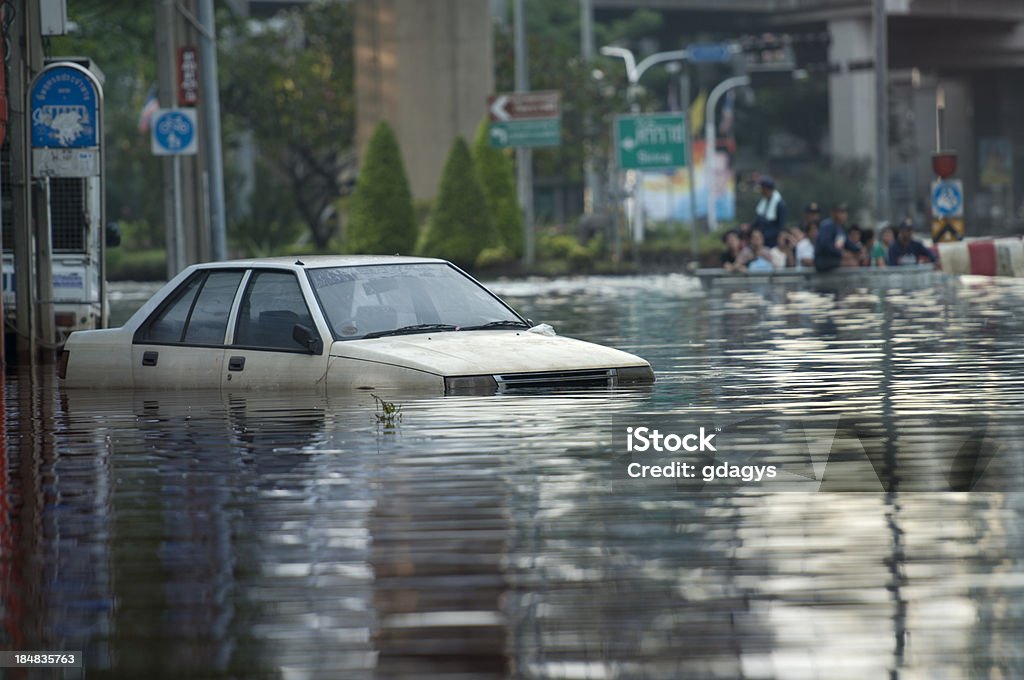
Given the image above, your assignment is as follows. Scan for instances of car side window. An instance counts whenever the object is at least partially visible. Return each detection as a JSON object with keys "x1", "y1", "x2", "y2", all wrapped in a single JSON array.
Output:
[
  {"x1": 184, "y1": 271, "x2": 245, "y2": 343},
  {"x1": 234, "y1": 271, "x2": 316, "y2": 351},
  {"x1": 137, "y1": 271, "x2": 243, "y2": 345}
]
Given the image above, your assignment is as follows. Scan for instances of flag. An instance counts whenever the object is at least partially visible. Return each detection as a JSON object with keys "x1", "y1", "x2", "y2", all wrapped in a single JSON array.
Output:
[
  {"x1": 138, "y1": 85, "x2": 159, "y2": 134},
  {"x1": 689, "y1": 90, "x2": 706, "y2": 138}
]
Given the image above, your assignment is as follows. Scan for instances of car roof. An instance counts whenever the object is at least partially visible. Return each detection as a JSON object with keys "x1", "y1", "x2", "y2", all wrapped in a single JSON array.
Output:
[{"x1": 188, "y1": 254, "x2": 447, "y2": 271}]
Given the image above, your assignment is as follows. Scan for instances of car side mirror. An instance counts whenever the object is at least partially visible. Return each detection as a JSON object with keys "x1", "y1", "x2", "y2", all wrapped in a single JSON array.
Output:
[{"x1": 292, "y1": 324, "x2": 323, "y2": 355}]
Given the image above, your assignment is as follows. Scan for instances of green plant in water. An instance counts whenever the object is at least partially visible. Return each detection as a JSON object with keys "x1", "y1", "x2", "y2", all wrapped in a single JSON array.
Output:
[{"x1": 372, "y1": 393, "x2": 402, "y2": 427}]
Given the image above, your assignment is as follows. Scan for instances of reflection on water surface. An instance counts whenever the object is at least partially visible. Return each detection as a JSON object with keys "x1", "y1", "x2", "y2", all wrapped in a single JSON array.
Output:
[{"x1": 2, "y1": 273, "x2": 1024, "y2": 678}]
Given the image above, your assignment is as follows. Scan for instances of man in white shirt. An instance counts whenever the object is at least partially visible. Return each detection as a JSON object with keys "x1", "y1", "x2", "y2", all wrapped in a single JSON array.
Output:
[{"x1": 793, "y1": 202, "x2": 820, "y2": 268}]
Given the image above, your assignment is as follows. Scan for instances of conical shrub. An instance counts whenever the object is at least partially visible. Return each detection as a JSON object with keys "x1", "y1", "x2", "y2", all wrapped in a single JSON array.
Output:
[
  {"x1": 472, "y1": 119, "x2": 524, "y2": 257},
  {"x1": 417, "y1": 136, "x2": 497, "y2": 268},
  {"x1": 346, "y1": 122, "x2": 417, "y2": 254}
]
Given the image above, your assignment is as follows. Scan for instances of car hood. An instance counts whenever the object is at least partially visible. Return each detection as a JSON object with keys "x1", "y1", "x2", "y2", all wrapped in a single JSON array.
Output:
[{"x1": 329, "y1": 330, "x2": 649, "y2": 376}]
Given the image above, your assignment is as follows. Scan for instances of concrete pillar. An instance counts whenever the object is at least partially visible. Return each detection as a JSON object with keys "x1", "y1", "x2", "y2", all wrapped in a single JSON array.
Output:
[
  {"x1": 355, "y1": 0, "x2": 494, "y2": 201},
  {"x1": 828, "y1": 18, "x2": 877, "y2": 172}
]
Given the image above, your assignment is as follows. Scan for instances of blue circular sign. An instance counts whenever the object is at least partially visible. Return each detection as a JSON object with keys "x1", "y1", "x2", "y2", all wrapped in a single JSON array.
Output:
[
  {"x1": 153, "y1": 110, "x2": 196, "y2": 154},
  {"x1": 931, "y1": 180, "x2": 963, "y2": 217}
]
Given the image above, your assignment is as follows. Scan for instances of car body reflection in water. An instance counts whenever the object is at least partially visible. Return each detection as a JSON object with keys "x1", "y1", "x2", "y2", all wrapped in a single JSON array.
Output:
[{"x1": 3, "y1": 273, "x2": 1024, "y2": 678}]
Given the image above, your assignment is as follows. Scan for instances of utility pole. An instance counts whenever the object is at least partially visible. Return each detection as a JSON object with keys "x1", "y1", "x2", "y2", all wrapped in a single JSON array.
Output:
[
  {"x1": 580, "y1": 0, "x2": 600, "y2": 216},
  {"x1": 155, "y1": 0, "x2": 181, "y2": 278},
  {"x1": 680, "y1": 74, "x2": 700, "y2": 262},
  {"x1": 514, "y1": 0, "x2": 535, "y2": 266},
  {"x1": 873, "y1": 0, "x2": 890, "y2": 223},
  {"x1": 155, "y1": 0, "x2": 211, "y2": 275},
  {"x1": 10, "y1": 1, "x2": 44, "y2": 362},
  {"x1": 198, "y1": 0, "x2": 227, "y2": 261}
]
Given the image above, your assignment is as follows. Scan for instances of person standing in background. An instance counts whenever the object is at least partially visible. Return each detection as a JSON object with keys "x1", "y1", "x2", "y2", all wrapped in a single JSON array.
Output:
[
  {"x1": 752, "y1": 176, "x2": 786, "y2": 249},
  {"x1": 814, "y1": 202, "x2": 850, "y2": 272}
]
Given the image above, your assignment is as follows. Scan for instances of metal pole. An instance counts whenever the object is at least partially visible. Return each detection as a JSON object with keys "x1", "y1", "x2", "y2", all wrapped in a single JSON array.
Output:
[
  {"x1": 580, "y1": 0, "x2": 599, "y2": 215},
  {"x1": 873, "y1": 0, "x2": 890, "y2": 222},
  {"x1": 198, "y1": 0, "x2": 228, "y2": 261},
  {"x1": 705, "y1": 75, "x2": 749, "y2": 233},
  {"x1": 610, "y1": 127, "x2": 622, "y2": 267},
  {"x1": 34, "y1": 178, "x2": 55, "y2": 355},
  {"x1": 633, "y1": 173, "x2": 644, "y2": 243},
  {"x1": 681, "y1": 74, "x2": 699, "y2": 263},
  {"x1": 514, "y1": 0, "x2": 535, "y2": 266},
  {"x1": 173, "y1": 155, "x2": 186, "y2": 273},
  {"x1": 11, "y1": 2, "x2": 43, "y2": 363},
  {"x1": 156, "y1": 0, "x2": 179, "y2": 278}
]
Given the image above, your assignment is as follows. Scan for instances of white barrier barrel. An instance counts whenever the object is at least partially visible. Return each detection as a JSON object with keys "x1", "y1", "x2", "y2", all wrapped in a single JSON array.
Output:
[
  {"x1": 994, "y1": 238, "x2": 1024, "y2": 278},
  {"x1": 938, "y1": 241, "x2": 970, "y2": 275}
]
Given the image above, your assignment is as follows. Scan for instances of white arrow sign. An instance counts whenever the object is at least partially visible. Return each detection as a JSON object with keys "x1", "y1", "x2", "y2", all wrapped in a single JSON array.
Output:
[{"x1": 489, "y1": 95, "x2": 510, "y2": 121}]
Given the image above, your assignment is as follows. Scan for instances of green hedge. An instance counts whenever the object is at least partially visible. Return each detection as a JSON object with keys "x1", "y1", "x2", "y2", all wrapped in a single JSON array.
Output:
[{"x1": 106, "y1": 248, "x2": 168, "y2": 281}]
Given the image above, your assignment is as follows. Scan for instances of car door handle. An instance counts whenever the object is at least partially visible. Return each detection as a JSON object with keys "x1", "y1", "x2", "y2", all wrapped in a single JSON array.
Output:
[
  {"x1": 228, "y1": 356, "x2": 246, "y2": 372},
  {"x1": 142, "y1": 351, "x2": 158, "y2": 367}
]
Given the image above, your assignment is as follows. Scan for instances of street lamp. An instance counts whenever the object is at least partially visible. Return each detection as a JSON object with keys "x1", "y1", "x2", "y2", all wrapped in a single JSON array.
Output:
[
  {"x1": 704, "y1": 75, "x2": 750, "y2": 233},
  {"x1": 600, "y1": 45, "x2": 691, "y2": 249},
  {"x1": 600, "y1": 45, "x2": 690, "y2": 86}
]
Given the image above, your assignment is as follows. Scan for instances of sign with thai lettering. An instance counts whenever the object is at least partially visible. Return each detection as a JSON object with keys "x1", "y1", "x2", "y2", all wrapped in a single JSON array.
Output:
[
  {"x1": 30, "y1": 63, "x2": 100, "y2": 148},
  {"x1": 615, "y1": 113, "x2": 687, "y2": 170}
]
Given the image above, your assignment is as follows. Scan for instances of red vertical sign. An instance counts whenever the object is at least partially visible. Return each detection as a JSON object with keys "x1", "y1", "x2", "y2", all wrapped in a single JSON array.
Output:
[{"x1": 177, "y1": 46, "x2": 200, "y2": 106}]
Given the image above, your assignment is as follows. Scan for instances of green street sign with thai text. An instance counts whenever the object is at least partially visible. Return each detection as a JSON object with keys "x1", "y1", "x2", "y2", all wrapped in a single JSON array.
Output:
[
  {"x1": 488, "y1": 119, "x2": 561, "y2": 149},
  {"x1": 615, "y1": 113, "x2": 687, "y2": 170}
]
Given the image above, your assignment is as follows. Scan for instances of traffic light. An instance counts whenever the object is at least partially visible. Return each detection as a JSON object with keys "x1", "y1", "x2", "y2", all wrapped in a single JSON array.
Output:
[
  {"x1": 734, "y1": 32, "x2": 835, "y2": 85},
  {"x1": 739, "y1": 34, "x2": 797, "y2": 86}
]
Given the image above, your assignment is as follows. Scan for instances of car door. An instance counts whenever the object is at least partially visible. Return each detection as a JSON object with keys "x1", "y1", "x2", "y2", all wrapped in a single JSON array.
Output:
[
  {"x1": 132, "y1": 269, "x2": 245, "y2": 388},
  {"x1": 222, "y1": 269, "x2": 331, "y2": 391}
]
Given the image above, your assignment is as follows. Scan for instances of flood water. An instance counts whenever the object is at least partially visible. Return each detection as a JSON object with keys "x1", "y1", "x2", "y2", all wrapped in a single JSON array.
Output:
[{"x1": 3, "y1": 272, "x2": 1024, "y2": 679}]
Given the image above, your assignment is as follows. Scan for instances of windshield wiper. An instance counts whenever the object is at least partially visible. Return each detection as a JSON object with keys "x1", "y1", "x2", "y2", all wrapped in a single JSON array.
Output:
[
  {"x1": 361, "y1": 323, "x2": 459, "y2": 339},
  {"x1": 458, "y1": 320, "x2": 530, "y2": 331}
]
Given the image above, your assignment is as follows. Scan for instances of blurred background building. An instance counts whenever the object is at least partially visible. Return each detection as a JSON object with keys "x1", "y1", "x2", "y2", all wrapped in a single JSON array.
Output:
[{"x1": 232, "y1": 0, "x2": 1024, "y2": 231}]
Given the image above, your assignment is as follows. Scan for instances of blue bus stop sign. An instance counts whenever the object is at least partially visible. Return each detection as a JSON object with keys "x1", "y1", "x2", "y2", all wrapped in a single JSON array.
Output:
[
  {"x1": 31, "y1": 63, "x2": 100, "y2": 148},
  {"x1": 151, "y1": 108, "x2": 198, "y2": 155}
]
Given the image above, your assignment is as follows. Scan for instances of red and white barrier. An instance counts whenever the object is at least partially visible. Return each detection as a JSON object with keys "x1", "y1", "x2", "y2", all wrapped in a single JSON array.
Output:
[
  {"x1": 938, "y1": 237, "x2": 1024, "y2": 277},
  {"x1": 995, "y1": 238, "x2": 1024, "y2": 277},
  {"x1": 937, "y1": 241, "x2": 969, "y2": 275}
]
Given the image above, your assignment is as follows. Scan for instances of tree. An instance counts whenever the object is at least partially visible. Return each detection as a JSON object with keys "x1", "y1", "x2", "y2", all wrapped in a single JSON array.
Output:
[
  {"x1": 52, "y1": 1, "x2": 163, "y2": 242},
  {"x1": 228, "y1": 158, "x2": 305, "y2": 256},
  {"x1": 220, "y1": 3, "x2": 356, "y2": 249},
  {"x1": 346, "y1": 122, "x2": 417, "y2": 254},
  {"x1": 493, "y1": 5, "x2": 664, "y2": 185},
  {"x1": 471, "y1": 120, "x2": 523, "y2": 257},
  {"x1": 417, "y1": 137, "x2": 497, "y2": 268}
]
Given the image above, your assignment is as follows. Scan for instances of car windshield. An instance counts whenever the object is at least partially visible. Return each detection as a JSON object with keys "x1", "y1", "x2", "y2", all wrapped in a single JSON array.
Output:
[{"x1": 306, "y1": 263, "x2": 525, "y2": 340}]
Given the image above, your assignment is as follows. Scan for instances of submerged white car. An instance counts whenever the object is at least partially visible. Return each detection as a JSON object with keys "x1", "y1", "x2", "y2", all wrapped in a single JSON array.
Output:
[{"x1": 59, "y1": 256, "x2": 654, "y2": 394}]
